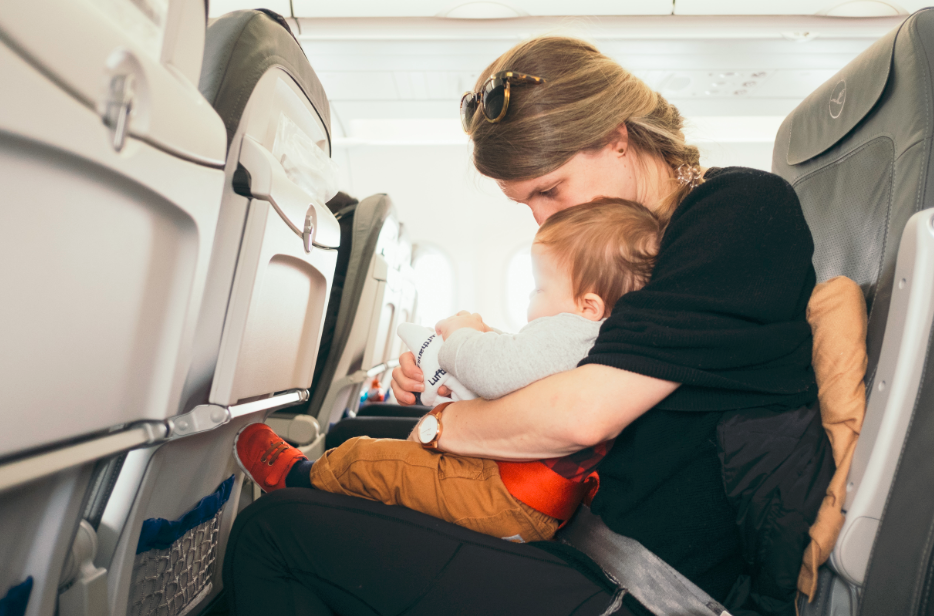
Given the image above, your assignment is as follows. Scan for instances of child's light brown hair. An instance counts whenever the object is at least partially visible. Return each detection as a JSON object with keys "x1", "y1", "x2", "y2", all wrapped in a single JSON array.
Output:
[{"x1": 534, "y1": 198, "x2": 660, "y2": 317}]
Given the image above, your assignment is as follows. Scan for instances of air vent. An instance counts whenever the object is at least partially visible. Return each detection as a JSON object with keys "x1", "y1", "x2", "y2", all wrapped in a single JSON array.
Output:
[{"x1": 656, "y1": 70, "x2": 773, "y2": 98}]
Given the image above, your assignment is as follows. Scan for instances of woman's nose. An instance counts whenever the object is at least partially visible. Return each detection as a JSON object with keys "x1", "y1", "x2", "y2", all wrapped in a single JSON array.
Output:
[{"x1": 530, "y1": 205, "x2": 549, "y2": 226}]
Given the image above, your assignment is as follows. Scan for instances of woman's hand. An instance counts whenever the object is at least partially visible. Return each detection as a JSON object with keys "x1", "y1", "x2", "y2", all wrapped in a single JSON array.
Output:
[
  {"x1": 391, "y1": 311, "x2": 488, "y2": 404},
  {"x1": 435, "y1": 311, "x2": 491, "y2": 341},
  {"x1": 390, "y1": 352, "x2": 452, "y2": 404}
]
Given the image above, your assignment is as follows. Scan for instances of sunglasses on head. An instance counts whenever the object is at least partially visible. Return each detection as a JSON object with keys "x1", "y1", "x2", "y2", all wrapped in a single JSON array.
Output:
[{"x1": 460, "y1": 71, "x2": 546, "y2": 132}]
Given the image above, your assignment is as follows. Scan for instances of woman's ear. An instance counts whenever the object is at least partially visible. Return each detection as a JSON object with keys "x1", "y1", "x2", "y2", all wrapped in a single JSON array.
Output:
[
  {"x1": 578, "y1": 293, "x2": 606, "y2": 321},
  {"x1": 609, "y1": 124, "x2": 629, "y2": 157}
]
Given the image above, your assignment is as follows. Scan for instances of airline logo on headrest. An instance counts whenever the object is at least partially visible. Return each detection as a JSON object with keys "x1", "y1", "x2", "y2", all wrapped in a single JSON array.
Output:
[{"x1": 829, "y1": 80, "x2": 846, "y2": 119}]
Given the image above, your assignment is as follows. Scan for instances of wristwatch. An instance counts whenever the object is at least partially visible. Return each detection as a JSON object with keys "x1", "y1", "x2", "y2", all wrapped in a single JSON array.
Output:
[{"x1": 416, "y1": 402, "x2": 452, "y2": 450}]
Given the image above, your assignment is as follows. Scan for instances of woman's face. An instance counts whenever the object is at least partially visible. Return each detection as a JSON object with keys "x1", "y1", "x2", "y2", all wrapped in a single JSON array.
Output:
[{"x1": 497, "y1": 140, "x2": 639, "y2": 226}]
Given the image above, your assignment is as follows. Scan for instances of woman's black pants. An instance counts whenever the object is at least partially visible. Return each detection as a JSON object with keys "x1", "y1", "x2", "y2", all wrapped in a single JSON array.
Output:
[{"x1": 223, "y1": 488, "x2": 631, "y2": 615}]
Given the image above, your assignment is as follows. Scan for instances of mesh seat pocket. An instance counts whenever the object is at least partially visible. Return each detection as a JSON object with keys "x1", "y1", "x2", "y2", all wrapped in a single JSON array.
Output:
[{"x1": 128, "y1": 476, "x2": 234, "y2": 616}]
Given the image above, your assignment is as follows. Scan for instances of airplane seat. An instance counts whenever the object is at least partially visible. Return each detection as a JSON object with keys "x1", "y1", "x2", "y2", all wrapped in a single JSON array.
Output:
[
  {"x1": 0, "y1": 0, "x2": 226, "y2": 613},
  {"x1": 92, "y1": 10, "x2": 342, "y2": 616},
  {"x1": 771, "y1": 8, "x2": 934, "y2": 614},
  {"x1": 355, "y1": 402, "x2": 431, "y2": 418},
  {"x1": 334, "y1": 399, "x2": 429, "y2": 446},
  {"x1": 289, "y1": 193, "x2": 420, "y2": 459}
]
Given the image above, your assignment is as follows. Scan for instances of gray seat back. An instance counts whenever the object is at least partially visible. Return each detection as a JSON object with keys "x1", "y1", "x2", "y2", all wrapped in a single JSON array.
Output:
[
  {"x1": 772, "y1": 7, "x2": 934, "y2": 601},
  {"x1": 300, "y1": 195, "x2": 395, "y2": 429},
  {"x1": 182, "y1": 9, "x2": 337, "y2": 411}
]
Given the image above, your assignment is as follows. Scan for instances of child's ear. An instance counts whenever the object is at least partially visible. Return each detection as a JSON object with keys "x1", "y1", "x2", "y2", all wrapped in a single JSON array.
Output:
[{"x1": 578, "y1": 293, "x2": 606, "y2": 321}]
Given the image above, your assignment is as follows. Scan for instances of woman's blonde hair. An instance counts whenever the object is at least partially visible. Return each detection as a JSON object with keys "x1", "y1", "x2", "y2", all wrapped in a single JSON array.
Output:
[
  {"x1": 535, "y1": 197, "x2": 660, "y2": 317},
  {"x1": 468, "y1": 36, "x2": 701, "y2": 222}
]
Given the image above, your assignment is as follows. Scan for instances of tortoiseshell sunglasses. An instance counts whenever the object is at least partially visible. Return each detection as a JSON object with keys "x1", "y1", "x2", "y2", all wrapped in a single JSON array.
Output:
[{"x1": 460, "y1": 71, "x2": 547, "y2": 132}]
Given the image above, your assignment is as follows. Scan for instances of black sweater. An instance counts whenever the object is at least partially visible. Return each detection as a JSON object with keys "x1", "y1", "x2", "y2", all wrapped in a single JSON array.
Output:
[{"x1": 581, "y1": 167, "x2": 820, "y2": 602}]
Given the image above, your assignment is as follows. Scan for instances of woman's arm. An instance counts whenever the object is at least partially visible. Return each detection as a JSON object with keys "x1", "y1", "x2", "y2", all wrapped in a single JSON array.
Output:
[{"x1": 427, "y1": 364, "x2": 679, "y2": 460}]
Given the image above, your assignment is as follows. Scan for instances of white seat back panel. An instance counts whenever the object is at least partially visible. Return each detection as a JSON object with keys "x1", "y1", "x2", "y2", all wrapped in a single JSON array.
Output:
[
  {"x1": 0, "y1": 0, "x2": 226, "y2": 165},
  {"x1": 380, "y1": 265, "x2": 417, "y2": 367},
  {"x1": 832, "y1": 209, "x2": 934, "y2": 585},
  {"x1": 208, "y1": 70, "x2": 339, "y2": 406},
  {"x1": 0, "y1": 41, "x2": 224, "y2": 458},
  {"x1": 210, "y1": 199, "x2": 336, "y2": 404}
]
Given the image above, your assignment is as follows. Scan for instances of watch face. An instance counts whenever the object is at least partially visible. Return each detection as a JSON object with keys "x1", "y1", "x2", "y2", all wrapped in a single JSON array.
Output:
[{"x1": 418, "y1": 415, "x2": 439, "y2": 443}]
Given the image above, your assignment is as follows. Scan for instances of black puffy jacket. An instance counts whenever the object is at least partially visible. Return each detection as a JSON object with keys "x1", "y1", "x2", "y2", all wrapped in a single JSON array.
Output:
[{"x1": 717, "y1": 401, "x2": 835, "y2": 616}]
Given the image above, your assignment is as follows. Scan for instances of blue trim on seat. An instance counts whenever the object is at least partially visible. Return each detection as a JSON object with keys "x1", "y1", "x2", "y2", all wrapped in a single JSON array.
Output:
[
  {"x1": 0, "y1": 577, "x2": 33, "y2": 616},
  {"x1": 136, "y1": 475, "x2": 235, "y2": 554}
]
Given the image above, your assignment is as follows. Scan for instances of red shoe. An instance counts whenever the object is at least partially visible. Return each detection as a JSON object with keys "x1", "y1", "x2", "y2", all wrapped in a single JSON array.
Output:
[{"x1": 233, "y1": 423, "x2": 306, "y2": 492}]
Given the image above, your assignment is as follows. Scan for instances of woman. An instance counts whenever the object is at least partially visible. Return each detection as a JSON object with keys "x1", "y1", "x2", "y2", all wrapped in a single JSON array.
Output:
[{"x1": 224, "y1": 37, "x2": 829, "y2": 616}]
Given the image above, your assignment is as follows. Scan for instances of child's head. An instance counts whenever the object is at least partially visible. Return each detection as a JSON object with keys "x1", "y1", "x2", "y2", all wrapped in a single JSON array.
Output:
[{"x1": 528, "y1": 197, "x2": 660, "y2": 322}]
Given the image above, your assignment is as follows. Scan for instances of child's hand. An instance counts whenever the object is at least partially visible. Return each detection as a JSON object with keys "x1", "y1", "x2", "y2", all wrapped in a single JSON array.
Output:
[{"x1": 435, "y1": 311, "x2": 490, "y2": 341}]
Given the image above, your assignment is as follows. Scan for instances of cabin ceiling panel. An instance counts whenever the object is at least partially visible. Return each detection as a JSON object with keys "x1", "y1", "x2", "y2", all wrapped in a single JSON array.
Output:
[
  {"x1": 208, "y1": 0, "x2": 291, "y2": 18},
  {"x1": 300, "y1": 38, "x2": 876, "y2": 74},
  {"x1": 294, "y1": 15, "x2": 902, "y2": 41},
  {"x1": 290, "y1": 0, "x2": 674, "y2": 18},
  {"x1": 316, "y1": 71, "x2": 400, "y2": 100},
  {"x1": 327, "y1": 97, "x2": 802, "y2": 133},
  {"x1": 750, "y1": 69, "x2": 840, "y2": 97},
  {"x1": 288, "y1": 11, "x2": 901, "y2": 148},
  {"x1": 328, "y1": 114, "x2": 785, "y2": 145},
  {"x1": 206, "y1": 1, "x2": 929, "y2": 20},
  {"x1": 675, "y1": 0, "x2": 931, "y2": 15},
  {"x1": 301, "y1": 38, "x2": 876, "y2": 58},
  {"x1": 331, "y1": 101, "x2": 460, "y2": 125},
  {"x1": 316, "y1": 68, "x2": 841, "y2": 104}
]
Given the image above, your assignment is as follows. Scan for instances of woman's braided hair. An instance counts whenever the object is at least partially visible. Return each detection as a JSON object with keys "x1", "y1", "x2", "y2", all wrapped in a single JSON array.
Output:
[{"x1": 467, "y1": 36, "x2": 702, "y2": 222}]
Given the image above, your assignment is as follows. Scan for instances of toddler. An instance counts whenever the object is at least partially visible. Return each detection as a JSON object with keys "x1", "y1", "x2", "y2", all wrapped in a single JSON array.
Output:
[{"x1": 234, "y1": 197, "x2": 660, "y2": 542}]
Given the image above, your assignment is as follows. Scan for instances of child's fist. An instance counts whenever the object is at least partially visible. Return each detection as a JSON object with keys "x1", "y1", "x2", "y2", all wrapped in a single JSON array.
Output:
[{"x1": 435, "y1": 311, "x2": 490, "y2": 340}]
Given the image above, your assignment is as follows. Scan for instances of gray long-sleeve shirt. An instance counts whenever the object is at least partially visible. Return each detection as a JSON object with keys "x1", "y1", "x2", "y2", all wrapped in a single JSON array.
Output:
[{"x1": 436, "y1": 312, "x2": 603, "y2": 400}]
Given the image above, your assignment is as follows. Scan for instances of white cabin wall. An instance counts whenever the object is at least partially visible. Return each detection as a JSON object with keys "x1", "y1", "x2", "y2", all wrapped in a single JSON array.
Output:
[
  {"x1": 335, "y1": 143, "x2": 538, "y2": 331},
  {"x1": 697, "y1": 141, "x2": 774, "y2": 171}
]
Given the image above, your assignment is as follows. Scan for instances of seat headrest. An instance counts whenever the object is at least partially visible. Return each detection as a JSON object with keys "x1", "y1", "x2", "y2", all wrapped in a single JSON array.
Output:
[
  {"x1": 786, "y1": 26, "x2": 898, "y2": 166},
  {"x1": 199, "y1": 10, "x2": 331, "y2": 153}
]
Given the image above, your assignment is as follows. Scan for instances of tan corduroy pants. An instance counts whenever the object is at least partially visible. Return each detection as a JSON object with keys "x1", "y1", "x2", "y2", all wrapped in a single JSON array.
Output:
[{"x1": 308, "y1": 436, "x2": 560, "y2": 542}]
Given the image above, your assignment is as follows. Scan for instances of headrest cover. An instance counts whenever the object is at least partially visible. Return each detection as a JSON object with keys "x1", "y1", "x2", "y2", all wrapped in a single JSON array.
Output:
[
  {"x1": 786, "y1": 27, "x2": 898, "y2": 166},
  {"x1": 200, "y1": 10, "x2": 331, "y2": 153}
]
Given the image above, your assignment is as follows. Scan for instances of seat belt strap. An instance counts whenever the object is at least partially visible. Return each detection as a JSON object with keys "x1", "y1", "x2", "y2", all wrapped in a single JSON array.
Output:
[
  {"x1": 557, "y1": 505, "x2": 732, "y2": 616},
  {"x1": 497, "y1": 460, "x2": 599, "y2": 520}
]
